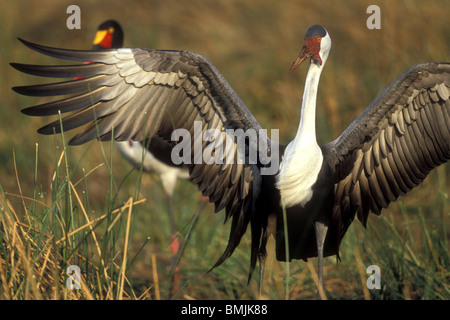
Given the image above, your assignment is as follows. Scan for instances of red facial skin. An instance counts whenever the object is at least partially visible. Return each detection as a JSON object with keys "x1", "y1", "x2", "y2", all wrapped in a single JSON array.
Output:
[{"x1": 290, "y1": 36, "x2": 322, "y2": 72}]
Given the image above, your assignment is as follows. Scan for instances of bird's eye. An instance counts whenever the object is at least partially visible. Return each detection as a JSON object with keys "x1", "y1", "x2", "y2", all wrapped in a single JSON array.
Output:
[
  {"x1": 316, "y1": 37, "x2": 322, "y2": 42},
  {"x1": 108, "y1": 27, "x2": 115, "y2": 33}
]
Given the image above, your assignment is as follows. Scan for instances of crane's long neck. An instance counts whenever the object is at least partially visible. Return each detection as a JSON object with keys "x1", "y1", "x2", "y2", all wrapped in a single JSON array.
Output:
[
  {"x1": 277, "y1": 61, "x2": 325, "y2": 208},
  {"x1": 294, "y1": 62, "x2": 323, "y2": 148}
]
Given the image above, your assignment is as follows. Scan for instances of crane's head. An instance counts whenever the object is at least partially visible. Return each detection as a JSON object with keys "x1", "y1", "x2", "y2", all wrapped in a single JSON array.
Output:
[{"x1": 290, "y1": 25, "x2": 331, "y2": 72}]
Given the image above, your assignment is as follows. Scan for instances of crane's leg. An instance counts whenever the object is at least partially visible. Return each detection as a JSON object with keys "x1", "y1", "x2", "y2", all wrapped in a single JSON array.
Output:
[
  {"x1": 256, "y1": 228, "x2": 270, "y2": 297},
  {"x1": 168, "y1": 194, "x2": 208, "y2": 297},
  {"x1": 314, "y1": 220, "x2": 328, "y2": 299},
  {"x1": 197, "y1": 196, "x2": 209, "y2": 215},
  {"x1": 167, "y1": 193, "x2": 181, "y2": 296},
  {"x1": 258, "y1": 250, "x2": 267, "y2": 297},
  {"x1": 160, "y1": 173, "x2": 181, "y2": 294},
  {"x1": 167, "y1": 193, "x2": 177, "y2": 248}
]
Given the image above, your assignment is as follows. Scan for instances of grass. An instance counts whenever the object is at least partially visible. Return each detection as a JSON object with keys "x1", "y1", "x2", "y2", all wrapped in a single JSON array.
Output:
[
  {"x1": 0, "y1": 0, "x2": 449, "y2": 300},
  {"x1": 0, "y1": 139, "x2": 142, "y2": 299}
]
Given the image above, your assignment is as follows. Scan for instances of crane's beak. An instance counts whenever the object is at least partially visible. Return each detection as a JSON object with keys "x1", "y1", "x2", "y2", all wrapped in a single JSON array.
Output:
[
  {"x1": 289, "y1": 46, "x2": 308, "y2": 72},
  {"x1": 289, "y1": 38, "x2": 322, "y2": 72}
]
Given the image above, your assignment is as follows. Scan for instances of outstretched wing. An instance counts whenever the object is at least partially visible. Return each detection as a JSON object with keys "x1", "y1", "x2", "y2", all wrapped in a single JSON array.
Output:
[
  {"x1": 326, "y1": 62, "x2": 450, "y2": 239},
  {"x1": 11, "y1": 39, "x2": 272, "y2": 267}
]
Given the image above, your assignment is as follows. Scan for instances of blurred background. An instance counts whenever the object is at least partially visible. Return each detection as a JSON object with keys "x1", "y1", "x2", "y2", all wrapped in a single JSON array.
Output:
[{"x1": 0, "y1": 0, "x2": 448, "y2": 299}]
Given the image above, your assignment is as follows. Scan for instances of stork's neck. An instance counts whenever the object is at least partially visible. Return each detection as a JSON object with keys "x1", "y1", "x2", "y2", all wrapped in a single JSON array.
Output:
[{"x1": 294, "y1": 61, "x2": 323, "y2": 149}]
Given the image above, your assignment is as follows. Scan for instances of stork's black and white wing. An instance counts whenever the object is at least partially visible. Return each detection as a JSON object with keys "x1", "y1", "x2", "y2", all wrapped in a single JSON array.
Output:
[
  {"x1": 11, "y1": 39, "x2": 272, "y2": 267},
  {"x1": 326, "y1": 62, "x2": 450, "y2": 240}
]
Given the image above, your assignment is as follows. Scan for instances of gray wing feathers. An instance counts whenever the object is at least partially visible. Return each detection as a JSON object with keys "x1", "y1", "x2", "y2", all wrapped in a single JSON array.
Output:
[
  {"x1": 11, "y1": 39, "x2": 268, "y2": 267},
  {"x1": 327, "y1": 62, "x2": 450, "y2": 234}
]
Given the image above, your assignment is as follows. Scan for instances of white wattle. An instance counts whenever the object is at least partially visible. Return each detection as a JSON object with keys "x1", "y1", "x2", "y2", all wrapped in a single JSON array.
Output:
[{"x1": 276, "y1": 34, "x2": 330, "y2": 208}]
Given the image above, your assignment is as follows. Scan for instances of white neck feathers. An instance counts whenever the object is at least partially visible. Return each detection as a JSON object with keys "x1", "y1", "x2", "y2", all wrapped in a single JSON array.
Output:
[{"x1": 277, "y1": 56, "x2": 327, "y2": 208}]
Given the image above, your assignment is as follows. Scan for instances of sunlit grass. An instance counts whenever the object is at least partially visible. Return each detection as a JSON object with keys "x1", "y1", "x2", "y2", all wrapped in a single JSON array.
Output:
[{"x1": 0, "y1": 136, "x2": 159, "y2": 299}]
